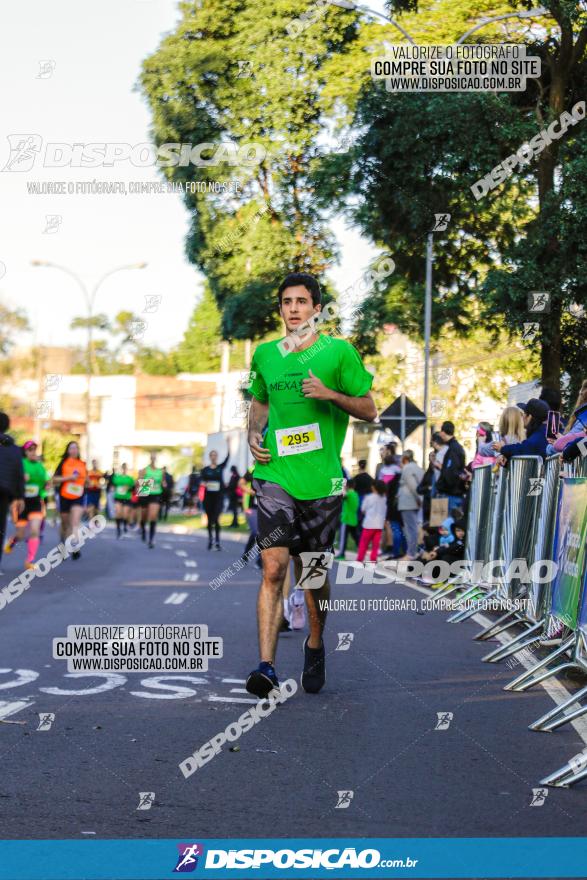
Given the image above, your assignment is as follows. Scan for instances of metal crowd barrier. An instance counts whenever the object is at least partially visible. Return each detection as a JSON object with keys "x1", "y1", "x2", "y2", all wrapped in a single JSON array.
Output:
[
  {"x1": 450, "y1": 449, "x2": 587, "y2": 788},
  {"x1": 481, "y1": 455, "x2": 561, "y2": 662},
  {"x1": 448, "y1": 457, "x2": 542, "y2": 632},
  {"x1": 431, "y1": 464, "x2": 497, "y2": 613}
]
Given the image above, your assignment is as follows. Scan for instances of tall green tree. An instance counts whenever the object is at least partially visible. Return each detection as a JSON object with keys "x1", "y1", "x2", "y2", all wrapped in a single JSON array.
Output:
[
  {"x1": 0, "y1": 300, "x2": 29, "y2": 355},
  {"x1": 139, "y1": 0, "x2": 357, "y2": 339},
  {"x1": 177, "y1": 285, "x2": 223, "y2": 372},
  {"x1": 315, "y1": 0, "x2": 587, "y2": 397}
]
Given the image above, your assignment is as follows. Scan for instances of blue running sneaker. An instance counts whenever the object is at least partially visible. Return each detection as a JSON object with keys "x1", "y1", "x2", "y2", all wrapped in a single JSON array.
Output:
[{"x1": 246, "y1": 661, "x2": 279, "y2": 699}]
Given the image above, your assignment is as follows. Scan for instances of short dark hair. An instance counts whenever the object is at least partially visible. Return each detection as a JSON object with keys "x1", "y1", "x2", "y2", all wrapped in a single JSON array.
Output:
[
  {"x1": 441, "y1": 420, "x2": 455, "y2": 436},
  {"x1": 539, "y1": 387, "x2": 562, "y2": 412},
  {"x1": 431, "y1": 431, "x2": 444, "y2": 444},
  {"x1": 0, "y1": 412, "x2": 8, "y2": 433},
  {"x1": 277, "y1": 273, "x2": 321, "y2": 306},
  {"x1": 358, "y1": 459, "x2": 367, "y2": 469}
]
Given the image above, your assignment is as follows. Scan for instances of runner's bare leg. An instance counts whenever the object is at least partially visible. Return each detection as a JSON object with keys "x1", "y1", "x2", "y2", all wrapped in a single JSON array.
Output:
[
  {"x1": 258, "y1": 546, "x2": 290, "y2": 663},
  {"x1": 293, "y1": 555, "x2": 329, "y2": 649}
]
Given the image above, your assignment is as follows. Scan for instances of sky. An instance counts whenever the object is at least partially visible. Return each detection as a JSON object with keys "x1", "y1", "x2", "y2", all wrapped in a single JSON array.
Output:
[{"x1": 0, "y1": 0, "x2": 389, "y2": 353}]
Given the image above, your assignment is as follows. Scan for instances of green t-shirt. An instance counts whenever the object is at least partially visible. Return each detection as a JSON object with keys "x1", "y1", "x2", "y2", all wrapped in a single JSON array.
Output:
[
  {"x1": 248, "y1": 334, "x2": 373, "y2": 500},
  {"x1": 112, "y1": 473, "x2": 135, "y2": 501},
  {"x1": 24, "y1": 459, "x2": 49, "y2": 500},
  {"x1": 144, "y1": 466, "x2": 163, "y2": 495},
  {"x1": 341, "y1": 488, "x2": 359, "y2": 526}
]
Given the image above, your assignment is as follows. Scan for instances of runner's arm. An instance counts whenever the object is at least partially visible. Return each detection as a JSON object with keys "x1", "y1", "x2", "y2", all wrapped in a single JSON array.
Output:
[
  {"x1": 302, "y1": 370, "x2": 377, "y2": 422},
  {"x1": 248, "y1": 397, "x2": 271, "y2": 462}
]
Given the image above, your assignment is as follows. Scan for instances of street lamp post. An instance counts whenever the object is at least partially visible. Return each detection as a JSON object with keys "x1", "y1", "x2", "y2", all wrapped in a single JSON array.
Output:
[
  {"x1": 327, "y1": 0, "x2": 416, "y2": 44},
  {"x1": 423, "y1": 233, "x2": 433, "y2": 466},
  {"x1": 31, "y1": 260, "x2": 147, "y2": 459}
]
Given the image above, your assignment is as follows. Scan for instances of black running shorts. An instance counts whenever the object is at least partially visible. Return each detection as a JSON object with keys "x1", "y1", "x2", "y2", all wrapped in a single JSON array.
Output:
[{"x1": 252, "y1": 478, "x2": 342, "y2": 555}]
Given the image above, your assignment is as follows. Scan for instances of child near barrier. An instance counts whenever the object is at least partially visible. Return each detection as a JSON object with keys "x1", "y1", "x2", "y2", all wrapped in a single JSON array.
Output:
[
  {"x1": 357, "y1": 480, "x2": 387, "y2": 562},
  {"x1": 427, "y1": 519, "x2": 466, "y2": 566}
]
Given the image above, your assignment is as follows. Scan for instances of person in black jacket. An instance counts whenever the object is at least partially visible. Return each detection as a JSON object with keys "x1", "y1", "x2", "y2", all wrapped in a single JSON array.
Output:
[
  {"x1": 417, "y1": 450, "x2": 436, "y2": 522},
  {"x1": 227, "y1": 465, "x2": 241, "y2": 528},
  {"x1": 435, "y1": 421, "x2": 466, "y2": 514},
  {"x1": 0, "y1": 413, "x2": 25, "y2": 569}
]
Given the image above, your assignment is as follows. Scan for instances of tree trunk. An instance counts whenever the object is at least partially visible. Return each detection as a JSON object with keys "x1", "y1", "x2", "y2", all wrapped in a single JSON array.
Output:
[{"x1": 540, "y1": 302, "x2": 562, "y2": 390}]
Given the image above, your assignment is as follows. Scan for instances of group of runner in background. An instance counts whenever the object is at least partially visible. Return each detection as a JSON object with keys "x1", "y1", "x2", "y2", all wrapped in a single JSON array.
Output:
[
  {"x1": 0, "y1": 419, "x2": 177, "y2": 570},
  {"x1": 0, "y1": 415, "x2": 253, "y2": 572}
]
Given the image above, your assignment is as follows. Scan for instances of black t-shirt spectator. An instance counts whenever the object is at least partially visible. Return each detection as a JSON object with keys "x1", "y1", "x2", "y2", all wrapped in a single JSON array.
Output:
[
  {"x1": 354, "y1": 471, "x2": 374, "y2": 496},
  {"x1": 436, "y1": 437, "x2": 466, "y2": 496}
]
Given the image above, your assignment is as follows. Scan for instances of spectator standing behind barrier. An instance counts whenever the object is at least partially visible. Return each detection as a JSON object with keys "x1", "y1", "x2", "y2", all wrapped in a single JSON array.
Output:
[
  {"x1": 471, "y1": 422, "x2": 495, "y2": 468},
  {"x1": 547, "y1": 381, "x2": 587, "y2": 456},
  {"x1": 375, "y1": 442, "x2": 399, "y2": 478},
  {"x1": 435, "y1": 421, "x2": 466, "y2": 512},
  {"x1": 496, "y1": 398, "x2": 549, "y2": 461},
  {"x1": 417, "y1": 450, "x2": 436, "y2": 521},
  {"x1": 378, "y1": 453, "x2": 402, "y2": 554},
  {"x1": 430, "y1": 432, "x2": 447, "y2": 496},
  {"x1": 356, "y1": 479, "x2": 387, "y2": 562},
  {"x1": 0, "y1": 413, "x2": 25, "y2": 571},
  {"x1": 335, "y1": 477, "x2": 359, "y2": 560},
  {"x1": 539, "y1": 386, "x2": 564, "y2": 428},
  {"x1": 566, "y1": 381, "x2": 587, "y2": 432},
  {"x1": 478, "y1": 406, "x2": 525, "y2": 458},
  {"x1": 396, "y1": 451, "x2": 424, "y2": 560},
  {"x1": 353, "y1": 459, "x2": 373, "y2": 532}
]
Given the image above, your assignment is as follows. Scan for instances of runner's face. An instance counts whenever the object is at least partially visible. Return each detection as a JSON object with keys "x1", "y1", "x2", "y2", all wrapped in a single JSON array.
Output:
[
  {"x1": 25, "y1": 446, "x2": 36, "y2": 460},
  {"x1": 210, "y1": 451, "x2": 218, "y2": 466},
  {"x1": 279, "y1": 285, "x2": 320, "y2": 334},
  {"x1": 69, "y1": 443, "x2": 79, "y2": 458}
]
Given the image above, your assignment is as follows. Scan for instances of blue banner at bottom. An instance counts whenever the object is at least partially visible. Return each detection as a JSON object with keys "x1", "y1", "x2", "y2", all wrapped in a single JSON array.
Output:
[{"x1": 1, "y1": 838, "x2": 587, "y2": 879}]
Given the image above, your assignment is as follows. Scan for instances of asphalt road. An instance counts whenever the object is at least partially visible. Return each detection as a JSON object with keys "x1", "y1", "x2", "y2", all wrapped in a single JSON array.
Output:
[{"x1": 0, "y1": 517, "x2": 586, "y2": 841}]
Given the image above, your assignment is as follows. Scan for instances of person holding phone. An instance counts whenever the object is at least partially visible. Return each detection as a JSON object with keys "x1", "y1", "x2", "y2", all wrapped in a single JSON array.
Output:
[{"x1": 550, "y1": 394, "x2": 587, "y2": 456}]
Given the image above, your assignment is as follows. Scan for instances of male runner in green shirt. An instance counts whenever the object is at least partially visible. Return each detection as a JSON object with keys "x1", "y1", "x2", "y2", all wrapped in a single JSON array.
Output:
[{"x1": 245, "y1": 272, "x2": 377, "y2": 698}]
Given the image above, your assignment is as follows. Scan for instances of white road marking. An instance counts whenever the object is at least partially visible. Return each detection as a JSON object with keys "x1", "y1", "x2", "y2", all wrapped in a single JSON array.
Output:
[
  {"x1": 175, "y1": 550, "x2": 188, "y2": 558},
  {"x1": 184, "y1": 560, "x2": 197, "y2": 568},
  {"x1": 40, "y1": 673, "x2": 127, "y2": 696},
  {"x1": 222, "y1": 678, "x2": 246, "y2": 684},
  {"x1": 164, "y1": 592, "x2": 189, "y2": 605},
  {"x1": 0, "y1": 669, "x2": 40, "y2": 690},
  {"x1": 183, "y1": 574, "x2": 199, "y2": 582},
  {"x1": 207, "y1": 695, "x2": 258, "y2": 705},
  {"x1": 0, "y1": 699, "x2": 33, "y2": 720}
]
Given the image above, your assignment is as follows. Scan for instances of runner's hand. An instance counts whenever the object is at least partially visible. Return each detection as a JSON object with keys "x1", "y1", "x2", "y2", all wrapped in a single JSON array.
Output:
[
  {"x1": 302, "y1": 369, "x2": 332, "y2": 400},
  {"x1": 249, "y1": 432, "x2": 271, "y2": 463},
  {"x1": 16, "y1": 498, "x2": 24, "y2": 514}
]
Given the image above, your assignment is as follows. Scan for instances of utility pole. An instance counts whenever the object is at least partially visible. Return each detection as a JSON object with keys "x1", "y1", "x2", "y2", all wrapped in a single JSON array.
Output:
[{"x1": 422, "y1": 233, "x2": 433, "y2": 468}]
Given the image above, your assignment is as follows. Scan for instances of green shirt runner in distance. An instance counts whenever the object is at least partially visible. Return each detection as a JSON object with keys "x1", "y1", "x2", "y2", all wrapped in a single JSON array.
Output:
[
  {"x1": 112, "y1": 473, "x2": 135, "y2": 501},
  {"x1": 23, "y1": 458, "x2": 50, "y2": 500},
  {"x1": 248, "y1": 334, "x2": 373, "y2": 500},
  {"x1": 143, "y1": 466, "x2": 163, "y2": 496}
]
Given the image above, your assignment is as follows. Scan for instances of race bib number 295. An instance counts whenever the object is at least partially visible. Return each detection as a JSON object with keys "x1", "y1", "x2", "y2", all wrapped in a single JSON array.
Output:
[{"x1": 275, "y1": 423, "x2": 322, "y2": 457}]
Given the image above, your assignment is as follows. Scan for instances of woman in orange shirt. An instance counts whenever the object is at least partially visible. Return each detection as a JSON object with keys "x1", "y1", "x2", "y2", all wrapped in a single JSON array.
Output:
[{"x1": 53, "y1": 441, "x2": 87, "y2": 560}]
